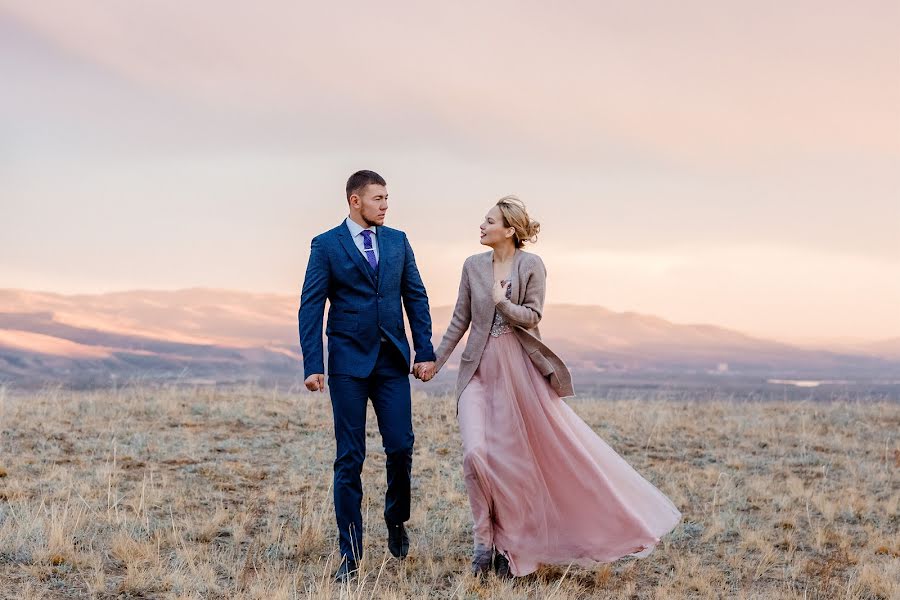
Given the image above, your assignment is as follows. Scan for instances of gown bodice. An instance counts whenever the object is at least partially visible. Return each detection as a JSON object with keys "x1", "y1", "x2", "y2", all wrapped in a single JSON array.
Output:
[{"x1": 490, "y1": 280, "x2": 513, "y2": 337}]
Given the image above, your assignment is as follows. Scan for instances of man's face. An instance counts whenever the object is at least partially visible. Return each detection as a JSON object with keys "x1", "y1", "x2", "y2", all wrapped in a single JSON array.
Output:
[{"x1": 352, "y1": 184, "x2": 389, "y2": 227}]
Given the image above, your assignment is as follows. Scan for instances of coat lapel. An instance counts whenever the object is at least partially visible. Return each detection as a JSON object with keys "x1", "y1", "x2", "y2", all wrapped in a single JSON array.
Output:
[
  {"x1": 479, "y1": 251, "x2": 494, "y2": 299},
  {"x1": 336, "y1": 223, "x2": 377, "y2": 288},
  {"x1": 375, "y1": 228, "x2": 397, "y2": 294},
  {"x1": 509, "y1": 249, "x2": 523, "y2": 302}
]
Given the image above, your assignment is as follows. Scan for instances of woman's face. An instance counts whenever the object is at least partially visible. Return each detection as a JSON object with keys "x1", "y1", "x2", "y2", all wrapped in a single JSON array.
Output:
[{"x1": 480, "y1": 205, "x2": 514, "y2": 247}]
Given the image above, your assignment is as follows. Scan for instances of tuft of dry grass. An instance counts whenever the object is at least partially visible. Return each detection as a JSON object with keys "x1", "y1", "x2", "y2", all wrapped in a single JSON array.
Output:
[{"x1": 0, "y1": 384, "x2": 897, "y2": 599}]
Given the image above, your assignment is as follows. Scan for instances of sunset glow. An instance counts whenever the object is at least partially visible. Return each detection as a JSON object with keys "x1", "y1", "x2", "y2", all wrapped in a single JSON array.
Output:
[{"x1": 2, "y1": 1, "x2": 898, "y2": 342}]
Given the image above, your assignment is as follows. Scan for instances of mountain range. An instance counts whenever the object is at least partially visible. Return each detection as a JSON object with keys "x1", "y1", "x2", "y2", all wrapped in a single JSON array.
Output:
[{"x1": 1, "y1": 288, "x2": 897, "y2": 391}]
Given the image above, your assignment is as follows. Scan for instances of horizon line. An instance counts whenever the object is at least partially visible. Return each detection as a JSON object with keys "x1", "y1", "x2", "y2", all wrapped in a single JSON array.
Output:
[{"x1": 1, "y1": 285, "x2": 896, "y2": 348}]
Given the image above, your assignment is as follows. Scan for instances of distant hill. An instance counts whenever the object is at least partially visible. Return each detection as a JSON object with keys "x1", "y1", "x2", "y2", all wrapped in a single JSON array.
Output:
[
  {"x1": 859, "y1": 337, "x2": 900, "y2": 360},
  {"x1": 0, "y1": 288, "x2": 897, "y2": 389}
]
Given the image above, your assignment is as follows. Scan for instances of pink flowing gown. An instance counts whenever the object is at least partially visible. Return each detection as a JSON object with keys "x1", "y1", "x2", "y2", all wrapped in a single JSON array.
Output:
[{"x1": 457, "y1": 283, "x2": 682, "y2": 577}]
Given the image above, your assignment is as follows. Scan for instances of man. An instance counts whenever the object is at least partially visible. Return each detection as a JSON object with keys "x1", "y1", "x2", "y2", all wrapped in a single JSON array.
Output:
[{"x1": 298, "y1": 170, "x2": 436, "y2": 581}]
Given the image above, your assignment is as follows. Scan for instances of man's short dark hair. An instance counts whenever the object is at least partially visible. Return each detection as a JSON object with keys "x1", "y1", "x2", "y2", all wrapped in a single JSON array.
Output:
[{"x1": 346, "y1": 170, "x2": 386, "y2": 201}]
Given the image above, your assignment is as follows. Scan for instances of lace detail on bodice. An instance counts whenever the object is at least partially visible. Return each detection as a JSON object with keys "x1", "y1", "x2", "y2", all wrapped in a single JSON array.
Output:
[{"x1": 490, "y1": 280, "x2": 513, "y2": 337}]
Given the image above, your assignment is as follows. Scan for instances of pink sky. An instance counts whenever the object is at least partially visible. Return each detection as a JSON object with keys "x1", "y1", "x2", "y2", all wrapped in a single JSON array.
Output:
[{"x1": 1, "y1": 1, "x2": 898, "y2": 343}]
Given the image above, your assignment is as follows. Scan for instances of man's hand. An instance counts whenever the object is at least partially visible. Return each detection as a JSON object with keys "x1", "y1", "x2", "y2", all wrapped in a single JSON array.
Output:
[
  {"x1": 305, "y1": 374, "x2": 325, "y2": 392},
  {"x1": 413, "y1": 361, "x2": 435, "y2": 382}
]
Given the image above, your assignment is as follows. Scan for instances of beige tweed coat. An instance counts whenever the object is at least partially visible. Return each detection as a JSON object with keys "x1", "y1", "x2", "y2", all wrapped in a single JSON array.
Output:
[{"x1": 434, "y1": 249, "x2": 575, "y2": 402}]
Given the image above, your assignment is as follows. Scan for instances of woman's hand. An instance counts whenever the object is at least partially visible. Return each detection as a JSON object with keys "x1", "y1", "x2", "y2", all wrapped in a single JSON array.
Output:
[
  {"x1": 413, "y1": 361, "x2": 435, "y2": 382},
  {"x1": 492, "y1": 279, "x2": 507, "y2": 304}
]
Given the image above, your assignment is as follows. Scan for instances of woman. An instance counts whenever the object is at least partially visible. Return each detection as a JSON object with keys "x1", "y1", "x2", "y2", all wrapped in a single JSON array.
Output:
[{"x1": 428, "y1": 196, "x2": 682, "y2": 578}]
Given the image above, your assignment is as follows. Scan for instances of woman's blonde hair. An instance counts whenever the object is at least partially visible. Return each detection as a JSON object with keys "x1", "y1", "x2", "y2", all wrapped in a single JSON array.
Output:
[{"x1": 496, "y1": 195, "x2": 540, "y2": 248}]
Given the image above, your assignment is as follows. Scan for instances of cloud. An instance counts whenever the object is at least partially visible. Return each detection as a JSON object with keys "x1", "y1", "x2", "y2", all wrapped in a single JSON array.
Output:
[{"x1": 3, "y1": 1, "x2": 898, "y2": 163}]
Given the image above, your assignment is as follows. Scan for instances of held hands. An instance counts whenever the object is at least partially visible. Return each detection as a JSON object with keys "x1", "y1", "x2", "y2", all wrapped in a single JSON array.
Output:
[
  {"x1": 305, "y1": 374, "x2": 325, "y2": 393},
  {"x1": 308, "y1": 365, "x2": 436, "y2": 390},
  {"x1": 492, "y1": 279, "x2": 508, "y2": 304},
  {"x1": 412, "y1": 361, "x2": 436, "y2": 382}
]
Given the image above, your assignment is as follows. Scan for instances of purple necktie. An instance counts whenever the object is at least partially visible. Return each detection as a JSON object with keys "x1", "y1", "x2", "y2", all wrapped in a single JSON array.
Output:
[{"x1": 360, "y1": 230, "x2": 378, "y2": 271}]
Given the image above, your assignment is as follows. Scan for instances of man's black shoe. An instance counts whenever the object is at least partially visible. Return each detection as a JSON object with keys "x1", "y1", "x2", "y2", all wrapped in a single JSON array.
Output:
[
  {"x1": 387, "y1": 523, "x2": 409, "y2": 558},
  {"x1": 334, "y1": 559, "x2": 358, "y2": 583}
]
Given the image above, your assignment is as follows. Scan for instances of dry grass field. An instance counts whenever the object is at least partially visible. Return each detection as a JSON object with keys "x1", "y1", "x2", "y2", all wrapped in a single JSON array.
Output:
[{"x1": 0, "y1": 384, "x2": 897, "y2": 599}]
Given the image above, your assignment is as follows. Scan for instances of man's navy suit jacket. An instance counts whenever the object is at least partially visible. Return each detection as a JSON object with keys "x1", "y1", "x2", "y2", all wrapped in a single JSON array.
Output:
[{"x1": 298, "y1": 221, "x2": 436, "y2": 379}]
